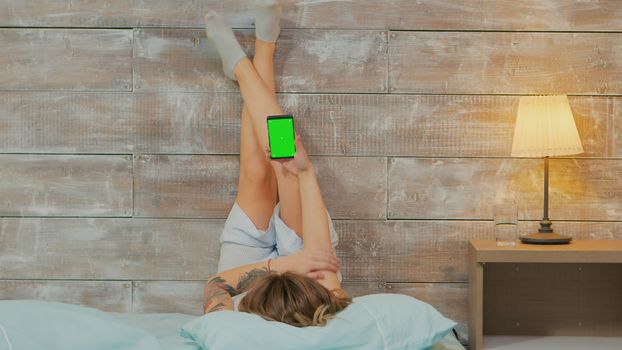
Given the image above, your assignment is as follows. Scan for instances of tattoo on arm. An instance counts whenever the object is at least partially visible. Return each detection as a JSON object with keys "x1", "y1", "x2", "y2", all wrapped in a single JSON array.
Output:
[
  {"x1": 203, "y1": 267, "x2": 268, "y2": 314},
  {"x1": 236, "y1": 267, "x2": 268, "y2": 292},
  {"x1": 203, "y1": 277, "x2": 234, "y2": 314},
  {"x1": 207, "y1": 276, "x2": 238, "y2": 296}
]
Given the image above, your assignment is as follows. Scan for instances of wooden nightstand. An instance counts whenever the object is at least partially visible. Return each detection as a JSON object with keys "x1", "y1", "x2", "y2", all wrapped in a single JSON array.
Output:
[{"x1": 468, "y1": 240, "x2": 622, "y2": 350}]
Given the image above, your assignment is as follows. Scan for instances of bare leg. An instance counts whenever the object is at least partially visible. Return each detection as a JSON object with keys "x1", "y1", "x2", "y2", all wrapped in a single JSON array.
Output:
[
  {"x1": 234, "y1": 59, "x2": 283, "y2": 151},
  {"x1": 234, "y1": 58, "x2": 305, "y2": 236},
  {"x1": 204, "y1": 9, "x2": 303, "y2": 236},
  {"x1": 237, "y1": 41, "x2": 303, "y2": 235},
  {"x1": 235, "y1": 41, "x2": 278, "y2": 231}
]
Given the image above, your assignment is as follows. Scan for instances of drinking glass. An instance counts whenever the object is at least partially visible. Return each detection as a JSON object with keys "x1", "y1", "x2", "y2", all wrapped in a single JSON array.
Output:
[{"x1": 494, "y1": 200, "x2": 518, "y2": 246}]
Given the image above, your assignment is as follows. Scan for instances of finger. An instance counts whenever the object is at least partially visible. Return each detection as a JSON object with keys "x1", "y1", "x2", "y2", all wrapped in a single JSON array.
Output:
[
  {"x1": 331, "y1": 257, "x2": 340, "y2": 269},
  {"x1": 294, "y1": 134, "x2": 303, "y2": 146},
  {"x1": 313, "y1": 250, "x2": 339, "y2": 266},
  {"x1": 315, "y1": 249, "x2": 339, "y2": 263},
  {"x1": 314, "y1": 258, "x2": 339, "y2": 272},
  {"x1": 306, "y1": 271, "x2": 325, "y2": 280},
  {"x1": 321, "y1": 253, "x2": 340, "y2": 267}
]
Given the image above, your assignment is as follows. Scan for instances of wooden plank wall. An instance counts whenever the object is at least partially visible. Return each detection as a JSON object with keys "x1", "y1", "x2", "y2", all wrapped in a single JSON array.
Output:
[{"x1": 1, "y1": 0, "x2": 622, "y2": 343}]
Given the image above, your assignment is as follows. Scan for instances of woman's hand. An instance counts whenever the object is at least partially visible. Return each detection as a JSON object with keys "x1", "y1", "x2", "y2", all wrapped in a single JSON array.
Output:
[
  {"x1": 271, "y1": 247, "x2": 340, "y2": 280},
  {"x1": 265, "y1": 134, "x2": 312, "y2": 175}
]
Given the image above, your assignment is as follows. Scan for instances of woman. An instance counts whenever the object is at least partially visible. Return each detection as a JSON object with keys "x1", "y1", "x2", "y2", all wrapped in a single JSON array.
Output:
[{"x1": 202, "y1": 0, "x2": 351, "y2": 327}]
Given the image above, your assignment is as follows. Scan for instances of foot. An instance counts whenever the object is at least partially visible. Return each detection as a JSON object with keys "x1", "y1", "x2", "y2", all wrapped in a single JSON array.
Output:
[
  {"x1": 204, "y1": 10, "x2": 246, "y2": 80},
  {"x1": 255, "y1": 0, "x2": 282, "y2": 43}
]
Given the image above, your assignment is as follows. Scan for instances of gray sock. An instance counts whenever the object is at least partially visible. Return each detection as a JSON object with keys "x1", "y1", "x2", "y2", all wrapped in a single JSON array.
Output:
[
  {"x1": 204, "y1": 11, "x2": 246, "y2": 80},
  {"x1": 255, "y1": 0, "x2": 282, "y2": 43}
]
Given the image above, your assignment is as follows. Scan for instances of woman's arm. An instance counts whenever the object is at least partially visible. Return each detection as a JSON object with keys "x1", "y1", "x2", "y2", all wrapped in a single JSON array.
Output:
[
  {"x1": 297, "y1": 165, "x2": 342, "y2": 291},
  {"x1": 203, "y1": 249, "x2": 339, "y2": 314},
  {"x1": 267, "y1": 137, "x2": 343, "y2": 292}
]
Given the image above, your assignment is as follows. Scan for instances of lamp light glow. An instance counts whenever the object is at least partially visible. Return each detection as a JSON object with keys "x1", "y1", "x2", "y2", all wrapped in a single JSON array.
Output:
[
  {"x1": 511, "y1": 95, "x2": 583, "y2": 158},
  {"x1": 511, "y1": 95, "x2": 583, "y2": 244}
]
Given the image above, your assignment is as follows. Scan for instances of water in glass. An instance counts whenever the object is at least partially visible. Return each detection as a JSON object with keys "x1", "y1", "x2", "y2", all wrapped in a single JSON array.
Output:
[{"x1": 494, "y1": 200, "x2": 518, "y2": 247}]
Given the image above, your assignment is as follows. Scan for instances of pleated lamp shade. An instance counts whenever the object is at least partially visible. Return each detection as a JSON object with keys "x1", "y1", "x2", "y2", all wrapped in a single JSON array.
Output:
[{"x1": 511, "y1": 95, "x2": 584, "y2": 157}]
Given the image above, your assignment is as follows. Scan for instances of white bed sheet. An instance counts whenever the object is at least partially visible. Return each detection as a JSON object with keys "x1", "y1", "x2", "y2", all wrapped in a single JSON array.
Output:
[{"x1": 484, "y1": 335, "x2": 622, "y2": 350}]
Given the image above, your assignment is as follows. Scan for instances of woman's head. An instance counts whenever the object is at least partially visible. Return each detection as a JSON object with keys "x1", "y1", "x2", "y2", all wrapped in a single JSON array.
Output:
[{"x1": 238, "y1": 271, "x2": 351, "y2": 327}]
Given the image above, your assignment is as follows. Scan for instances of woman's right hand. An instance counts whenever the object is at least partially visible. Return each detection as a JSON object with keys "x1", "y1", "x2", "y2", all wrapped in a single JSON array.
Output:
[
  {"x1": 272, "y1": 248, "x2": 340, "y2": 280},
  {"x1": 265, "y1": 135, "x2": 312, "y2": 176}
]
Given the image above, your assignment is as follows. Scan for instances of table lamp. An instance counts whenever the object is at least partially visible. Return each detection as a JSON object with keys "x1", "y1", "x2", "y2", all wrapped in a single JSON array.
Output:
[{"x1": 511, "y1": 95, "x2": 584, "y2": 244}]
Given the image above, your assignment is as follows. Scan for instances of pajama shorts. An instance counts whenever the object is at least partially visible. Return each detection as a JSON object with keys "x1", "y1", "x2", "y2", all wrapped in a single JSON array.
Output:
[
  {"x1": 216, "y1": 201, "x2": 339, "y2": 273},
  {"x1": 216, "y1": 201, "x2": 341, "y2": 311}
]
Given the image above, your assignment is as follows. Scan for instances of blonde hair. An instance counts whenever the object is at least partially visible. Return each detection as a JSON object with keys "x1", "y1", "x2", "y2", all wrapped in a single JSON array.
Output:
[{"x1": 238, "y1": 271, "x2": 351, "y2": 327}]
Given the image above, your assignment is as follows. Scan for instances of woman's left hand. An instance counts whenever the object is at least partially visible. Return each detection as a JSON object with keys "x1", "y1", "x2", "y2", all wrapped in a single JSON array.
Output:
[
  {"x1": 265, "y1": 135, "x2": 312, "y2": 175},
  {"x1": 271, "y1": 247, "x2": 340, "y2": 280}
]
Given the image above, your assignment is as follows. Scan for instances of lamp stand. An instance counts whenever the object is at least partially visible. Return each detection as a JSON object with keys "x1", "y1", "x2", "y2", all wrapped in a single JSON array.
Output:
[{"x1": 520, "y1": 157, "x2": 572, "y2": 244}]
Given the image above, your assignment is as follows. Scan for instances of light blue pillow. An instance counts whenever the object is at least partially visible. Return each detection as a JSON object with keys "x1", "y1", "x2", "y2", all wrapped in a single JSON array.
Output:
[
  {"x1": 0, "y1": 300, "x2": 163, "y2": 350},
  {"x1": 181, "y1": 294, "x2": 456, "y2": 350}
]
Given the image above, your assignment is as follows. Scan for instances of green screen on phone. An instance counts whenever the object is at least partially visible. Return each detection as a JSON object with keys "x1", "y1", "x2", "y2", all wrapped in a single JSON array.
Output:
[{"x1": 267, "y1": 115, "x2": 296, "y2": 159}]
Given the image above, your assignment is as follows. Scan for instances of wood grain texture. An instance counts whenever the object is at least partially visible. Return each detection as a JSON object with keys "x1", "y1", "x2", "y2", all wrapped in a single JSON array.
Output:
[
  {"x1": 338, "y1": 220, "x2": 493, "y2": 283},
  {"x1": 313, "y1": 157, "x2": 387, "y2": 219},
  {"x1": 383, "y1": 0, "x2": 622, "y2": 31},
  {"x1": 0, "y1": 92, "x2": 243, "y2": 154},
  {"x1": 388, "y1": 158, "x2": 622, "y2": 221},
  {"x1": 388, "y1": 158, "x2": 541, "y2": 220},
  {"x1": 0, "y1": 93, "x2": 617, "y2": 158},
  {"x1": 131, "y1": 280, "x2": 204, "y2": 315},
  {"x1": 133, "y1": 29, "x2": 387, "y2": 93},
  {"x1": 134, "y1": 155, "x2": 387, "y2": 219},
  {"x1": 286, "y1": 94, "x2": 613, "y2": 158},
  {"x1": 0, "y1": 280, "x2": 131, "y2": 312},
  {"x1": 0, "y1": 218, "x2": 223, "y2": 280},
  {"x1": 334, "y1": 220, "x2": 389, "y2": 282},
  {"x1": 132, "y1": 280, "x2": 468, "y2": 340},
  {"x1": 338, "y1": 220, "x2": 622, "y2": 283},
  {"x1": 548, "y1": 159, "x2": 622, "y2": 222},
  {"x1": 133, "y1": 155, "x2": 239, "y2": 218},
  {"x1": 1, "y1": 219, "x2": 619, "y2": 284},
  {"x1": 2, "y1": 1, "x2": 621, "y2": 31},
  {"x1": 389, "y1": 31, "x2": 622, "y2": 94},
  {"x1": 0, "y1": 29, "x2": 132, "y2": 91},
  {"x1": 0, "y1": 219, "x2": 394, "y2": 281},
  {"x1": 0, "y1": 155, "x2": 132, "y2": 216}
]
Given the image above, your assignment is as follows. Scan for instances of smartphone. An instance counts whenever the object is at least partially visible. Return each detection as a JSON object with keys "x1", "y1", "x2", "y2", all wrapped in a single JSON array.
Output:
[{"x1": 267, "y1": 115, "x2": 296, "y2": 159}]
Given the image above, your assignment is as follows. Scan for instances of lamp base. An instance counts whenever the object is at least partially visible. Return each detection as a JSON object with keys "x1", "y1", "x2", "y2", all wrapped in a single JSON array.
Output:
[{"x1": 520, "y1": 232, "x2": 572, "y2": 245}]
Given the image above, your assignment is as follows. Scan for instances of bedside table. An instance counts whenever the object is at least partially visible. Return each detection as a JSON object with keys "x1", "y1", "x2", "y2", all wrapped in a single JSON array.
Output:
[{"x1": 468, "y1": 240, "x2": 622, "y2": 350}]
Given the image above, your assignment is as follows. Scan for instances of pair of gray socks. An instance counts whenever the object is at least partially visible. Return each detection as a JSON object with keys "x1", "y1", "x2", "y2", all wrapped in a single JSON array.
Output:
[{"x1": 205, "y1": 0, "x2": 281, "y2": 80}]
